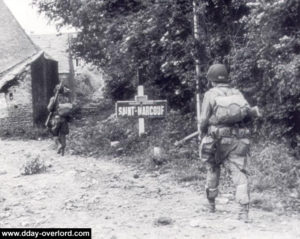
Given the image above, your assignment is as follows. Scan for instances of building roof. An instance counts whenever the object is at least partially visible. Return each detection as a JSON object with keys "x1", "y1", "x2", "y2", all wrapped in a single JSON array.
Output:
[
  {"x1": 0, "y1": 51, "x2": 45, "y2": 92},
  {"x1": 31, "y1": 33, "x2": 72, "y2": 74},
  {"x1": 0, "y1": 0, "x2": 39, "y2": 76}
]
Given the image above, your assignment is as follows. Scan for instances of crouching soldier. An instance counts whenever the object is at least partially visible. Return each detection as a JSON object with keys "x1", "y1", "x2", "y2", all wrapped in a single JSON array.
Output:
[
  {"x1": 47, "y1": 84, "x2": 72, "y2": 156},
  {"x1": 199, "y1": 64, "x2": 261, "y2": 222}
]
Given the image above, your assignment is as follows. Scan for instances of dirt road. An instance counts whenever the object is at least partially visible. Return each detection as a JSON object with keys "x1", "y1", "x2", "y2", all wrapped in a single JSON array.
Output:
[{"x1": 0, "y1": 139, "x2": 299, "y2": 239}]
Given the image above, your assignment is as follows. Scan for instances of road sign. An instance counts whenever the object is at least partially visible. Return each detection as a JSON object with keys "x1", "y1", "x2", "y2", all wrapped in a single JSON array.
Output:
[
  {"x1": 116, "y1": 100, "x2": 167, "y2": 118},
  {"x1": 116, "y1": 85, "x2": 167, "y2": 136}
]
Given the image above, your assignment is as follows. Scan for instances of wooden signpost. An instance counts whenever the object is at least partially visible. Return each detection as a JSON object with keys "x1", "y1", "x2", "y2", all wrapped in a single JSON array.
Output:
[{"x1": 116, "y1": 85, "x2": 167, "y2": 136}]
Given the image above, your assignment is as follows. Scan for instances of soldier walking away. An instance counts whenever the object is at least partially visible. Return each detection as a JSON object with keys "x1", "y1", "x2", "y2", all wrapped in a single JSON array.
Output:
[
  {"x1": 47, "y1": 84, "x2": 72, "y2": 156},
  {"x1": 199, "y1": 64, "x2": 261, "y2": 222}
]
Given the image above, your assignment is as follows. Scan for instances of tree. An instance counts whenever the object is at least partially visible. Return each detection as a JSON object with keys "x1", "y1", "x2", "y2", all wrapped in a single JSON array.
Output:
[
  {"x1": 33, "y1": 0, "x2": 250, "y2": 112},
  {"x1": 229, "y1": 0, "x2": 300, "y2": 138}
]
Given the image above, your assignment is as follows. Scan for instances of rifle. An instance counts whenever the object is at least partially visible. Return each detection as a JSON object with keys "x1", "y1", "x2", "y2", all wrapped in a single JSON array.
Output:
[
  {"x1": 174, "y1": 106, "x2": 262, "y2": 146},
  {"x1": 45, "y1": 81, "x2": 63, "y2": 127},
  {"x1": 174, "y1": 131, "x2": 202, "y2": 146}
]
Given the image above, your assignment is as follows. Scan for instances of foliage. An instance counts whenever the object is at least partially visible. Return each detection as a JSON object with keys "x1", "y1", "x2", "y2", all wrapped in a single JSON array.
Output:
[
  {"x1": 69, "y1": 109, "x2": 300, "y2": 206},
  {"x1": 33, "y1": 1, "x2": 300, "y2": 211},
  {"x1": 32, "y1": 0, "x2": 300, "y2": 139},
  {"x1": 68, "y1": 109, "x2": 207, "y2": 186},
  {"x1": 32, "y1": 0, "x2": 249, "y2": 111},
  {"x1": 229, "y1": 0, "x2": 300, "y2": 138},
  {"x1": 250, "y1": 141, "x2": 300, "y2": 194},
  {"x1": 68, "y1": 107, "x2": 198, "y2": 157},
  {"x1": 68, "y1": 100, "x2": 115, "y2": 156},
  {"x1": 249, "y1": 141, "x2": 300, "y2": 212},
  {"x1": 20, "y1": 154, "x2": 47, "y2": 175}
]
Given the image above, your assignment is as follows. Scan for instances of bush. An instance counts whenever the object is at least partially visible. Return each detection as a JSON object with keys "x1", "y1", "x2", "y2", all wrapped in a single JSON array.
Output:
[
  {"x1": 68, "y1": 104, "x2": 300, "y2": 212},
  {"x1": 20, "y1": 154, "x2": 47, "y2": 175},
  {"x1": 68, "y1": 109, "x2": 199, "y2": 157},
  {"x1": 250, "y1": 141, "x2": 300, "y2": 194}
]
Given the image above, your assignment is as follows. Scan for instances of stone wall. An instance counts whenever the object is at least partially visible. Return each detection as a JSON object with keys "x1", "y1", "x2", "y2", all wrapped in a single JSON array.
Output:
[
  {"x1": 0, "y1": 107, "x2": 33, "y2": 133},
  {"x1": 0, "y1": 93, "x2": 8, "y2": 118},
  {"x1": 0, "y1": 67, "x2": 33, "y2": 132}
]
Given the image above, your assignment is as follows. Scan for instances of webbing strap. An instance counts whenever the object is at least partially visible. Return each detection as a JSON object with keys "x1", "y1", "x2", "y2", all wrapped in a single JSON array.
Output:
[{"x1": 212, "y1": 87, "x2": 225, "y2": 96}]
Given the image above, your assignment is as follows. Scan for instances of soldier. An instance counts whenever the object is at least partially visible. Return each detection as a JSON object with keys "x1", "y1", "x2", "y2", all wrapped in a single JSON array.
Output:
[
  {"x1": 199, "y1": 64, "x2": 260, "y2": 222},
  {"x1": 47, "y1": 84, "x2": 72, "y2": 156}
]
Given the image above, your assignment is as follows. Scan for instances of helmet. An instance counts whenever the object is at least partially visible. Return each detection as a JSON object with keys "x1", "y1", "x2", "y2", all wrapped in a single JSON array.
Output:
[
  {"x1": 53, "y1": 84, "x2": 70, "y2": 95},
  {"x1": 207, "y1": 64, "x2": 229, "y2": 83}
]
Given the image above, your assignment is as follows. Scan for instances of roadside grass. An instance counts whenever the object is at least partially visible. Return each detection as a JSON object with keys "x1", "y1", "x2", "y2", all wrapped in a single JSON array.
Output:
[
  {"x1": 1, "y1": 100, "x2": 299, "y2": 213},
  {"x1": 68, "y1": 106, "x2": 300, "y2": 213},
  {"x1": 250, "y1": 141, "x2": 300, "y2": 193},
  {"x1": 249, "y1": 141, "x2": 300, "y2": 212},
  {"x1": 0, "y1": 126, "x2": 50, "y2": 140}
]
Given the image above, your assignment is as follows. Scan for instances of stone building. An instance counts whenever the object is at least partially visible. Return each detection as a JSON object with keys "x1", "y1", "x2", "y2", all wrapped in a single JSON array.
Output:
[
  {"x1": 31, "y1": 33, "x2": 107, "y2": 102},
  {"x1": 31, "y1": 33, "x2": 76, "y2": 101},
  {"x1": 0, "y1": 0, "x2": 59, "y2": 131}
]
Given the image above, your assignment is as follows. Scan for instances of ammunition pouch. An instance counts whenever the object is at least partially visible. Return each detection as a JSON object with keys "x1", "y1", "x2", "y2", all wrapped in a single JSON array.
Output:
[
  {"x1": 201, "y1": 126, "x2": 250, "y2": 165},
  {"x1": 208, "y1": 126, "x2": 250, "y2": 139}
]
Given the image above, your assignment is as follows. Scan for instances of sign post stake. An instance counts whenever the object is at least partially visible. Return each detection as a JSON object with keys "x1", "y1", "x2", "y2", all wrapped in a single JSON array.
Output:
[
  {"x1": 138, "y1": 85, "x2": 145, "y2": 136},
  {"x1": 116, "y1": 85, "x2": 167, "y2": 136},
  {"x1": 193, "y1": 0, "x2": 201, "y2": 136}
]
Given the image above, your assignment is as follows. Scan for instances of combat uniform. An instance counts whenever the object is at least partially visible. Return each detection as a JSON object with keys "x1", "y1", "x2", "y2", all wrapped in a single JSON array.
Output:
[
  {"x1": 199, "y1": 64, "x2": 258, "y2": 221},
  {"x1": 47, "y1": 86, "x2": 70, "y2": 156}
]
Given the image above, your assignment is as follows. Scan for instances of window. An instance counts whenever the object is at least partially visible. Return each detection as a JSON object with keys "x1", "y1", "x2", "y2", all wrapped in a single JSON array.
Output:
[{"x1": 9, "y1": 92, "x2": 13, "y2": 101}]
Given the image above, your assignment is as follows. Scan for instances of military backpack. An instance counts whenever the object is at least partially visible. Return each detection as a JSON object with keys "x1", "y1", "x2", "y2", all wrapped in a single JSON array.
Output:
[{"x1": 211, "y1": 88, "x2": 249, "y2": 125}]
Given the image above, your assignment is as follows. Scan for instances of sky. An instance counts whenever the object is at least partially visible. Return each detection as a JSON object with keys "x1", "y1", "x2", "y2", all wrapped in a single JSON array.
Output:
[{"x1": 3, "y1": 0, "x2": 72, "y2": 34}]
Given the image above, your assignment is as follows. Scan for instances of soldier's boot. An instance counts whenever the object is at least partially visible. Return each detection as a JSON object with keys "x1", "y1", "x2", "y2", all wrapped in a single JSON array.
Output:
[
  {"x1": 206, "y1": 188, "x2": 218, "y2": 213},
  {"x1": 61, "y1": 147, "x2": 65, "y2": 156},
  {"x1": 238, "y1": 204, "x2": 250, "y2": 223},
  {"x1": 54, "y1": 137, "x2": 60, "y2": 149},
  {"x1": 208, "y1": 199, "x2": 216, "y2": 213},
  {"x1": 57, "y1": 147, "x2": 62, "y2": 154}
]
